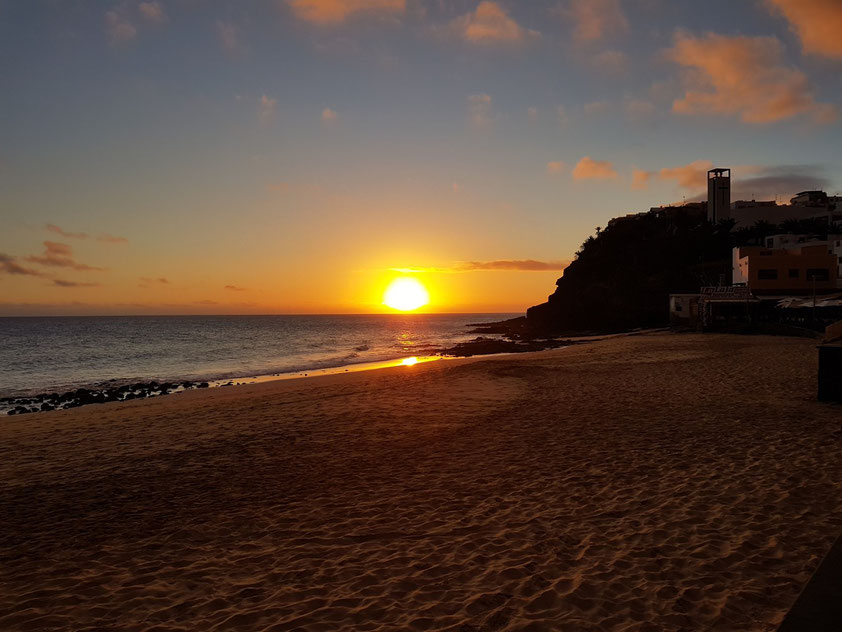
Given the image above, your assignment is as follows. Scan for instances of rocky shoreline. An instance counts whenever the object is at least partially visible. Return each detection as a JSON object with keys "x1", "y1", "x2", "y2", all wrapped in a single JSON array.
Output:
[
  {"x1": 3, "y1": 320, "x2": 578, "y2": 416},
  {"x1": 2, "y1": 380, "x2": 210, "y2": 416}
]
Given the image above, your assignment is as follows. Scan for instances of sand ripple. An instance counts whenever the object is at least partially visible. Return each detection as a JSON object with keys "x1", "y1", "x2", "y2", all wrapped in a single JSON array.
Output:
[{"x1": 2, "y1": 334, "x2": 842, "y2": 631}]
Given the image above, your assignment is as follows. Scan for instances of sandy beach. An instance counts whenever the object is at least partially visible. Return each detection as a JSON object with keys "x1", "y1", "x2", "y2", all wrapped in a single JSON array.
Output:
[{"x1": 2, "y1": 332, "x2": 841, "y2": 631}]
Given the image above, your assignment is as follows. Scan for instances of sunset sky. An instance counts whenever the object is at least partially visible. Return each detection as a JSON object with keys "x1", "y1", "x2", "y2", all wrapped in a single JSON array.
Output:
[{"x1": 2, "y1": 0, "x2": 841, "y2": 315}]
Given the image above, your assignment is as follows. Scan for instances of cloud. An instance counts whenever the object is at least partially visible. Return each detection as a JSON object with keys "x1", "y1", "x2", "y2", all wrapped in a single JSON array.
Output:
[
  {"x1": 560, "y1": 0, "x2": 628, "y2": 42},
  {"x1": 97, "y1": 233, "x2": 129, "y2": 244},
  {"x1": 224, "y1": 285, "x2": 247, "y2": 291},
  {"x1": 765, "y1": 0, "x2": 842, "y2": 60},
  {"x1": 572, "y1": 157, "x2": 618, "y2": 180},
  {"x1": 448, "y1": 1, "x2": 539, "y2": 45},
  {"x1": 392, "y1": 260, "x2": 571, "y2": 273},
  {"x1": 584, "y1": 100, "x2": 611, "y2": 116},
  {"x1": 138, "y1": 1, "x2": 167, "y2": 23},
  {"x1": 625, "y1": 98, "x2": 656, "y2": 122},
  {"x1": 546, "y1": 161, "x2": 567, "y2": 175},
  {"x1": 53, "y1": 280, "x2": 101, "y2": 288},
  {"x1": 667, "y1": 31, "x2": 837, "y2": 124},
  {"x1": 105, "y1": 10, "x2": 136, "y2": 44},
  {"x1": 456, "y1": 260, "x2": 570, "y2": 271},
  {"x1": 527, "y1": 106, "x2": 538, "y2": 121},
  {"x1": 286, "y1": 0, "x2": 405, "y2": 25},
  {"x1": 26, "y1": 241, "x2": 106, "y2": 271},
  {"x1": 591, "y1": 49, "x2": 627, "y2": 73},
  {"x1": 631, "y1": 168, "x2": 652, "y2": 191},
  {"x1": 139, "y1": 277, "x2": 170, "y2": 288},
  {"x1": 658, "y1": 159, "x2": 713, "y2": 189},
  {"x1": 732, "y1": 165, "x2": 832, "y2": 200},
  {"x1": 321, "y1": 106, "x2": 338, "y2": 123},
  {"x1": 195, "y1": 299, "x2": 219, "y2": 305},
  {"x1": 468, "y1": 93, "x2": 494, "y2": 128},
  {"x1": 216, "y1": 20, "x2": 240, "y2": 55},
  {"x1": 0, "y1": 253, "x2": 46, "y2": 277},
  {"x1": 259, "y1": 95, "x2": 277, "y2": 125},
  {"x1": 556, "y1": 105, "x2": 569, "y2": 127},
  {"x1": 46, "y1": 224, "x2": 88, "y2": 239}
]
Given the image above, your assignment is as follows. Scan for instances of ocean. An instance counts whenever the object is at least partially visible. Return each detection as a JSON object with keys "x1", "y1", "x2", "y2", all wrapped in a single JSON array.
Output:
[{"x1": 0, "y1": 313, "x2": 517, "y2": 399}]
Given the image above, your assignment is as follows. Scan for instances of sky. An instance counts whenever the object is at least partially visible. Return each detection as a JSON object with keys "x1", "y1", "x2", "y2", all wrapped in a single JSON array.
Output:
[{"x1": 1, "y1": 0, "x2": 841, "y2": 316}]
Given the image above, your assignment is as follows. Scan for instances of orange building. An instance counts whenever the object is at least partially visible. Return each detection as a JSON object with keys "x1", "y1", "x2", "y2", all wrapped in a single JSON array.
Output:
[{"x1": 732, "y1": 245, "x2": 838, "y2": 294}]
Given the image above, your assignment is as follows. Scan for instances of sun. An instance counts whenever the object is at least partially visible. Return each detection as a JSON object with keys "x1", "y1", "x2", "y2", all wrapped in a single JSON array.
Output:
[{"x1": 383, "y1": 277, "x2": 430, "y2": 311}]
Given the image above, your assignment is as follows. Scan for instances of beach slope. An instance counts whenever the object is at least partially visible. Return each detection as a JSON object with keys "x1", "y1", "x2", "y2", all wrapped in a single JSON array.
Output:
[{"x1": 2, "y1": 333, "x2": 841, "y2": 631}]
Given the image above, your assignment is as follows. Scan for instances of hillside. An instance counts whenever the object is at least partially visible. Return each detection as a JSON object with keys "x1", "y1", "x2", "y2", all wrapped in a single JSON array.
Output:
[{"x1": 526, "y1": 209, "x2": 734, "y2": 333}]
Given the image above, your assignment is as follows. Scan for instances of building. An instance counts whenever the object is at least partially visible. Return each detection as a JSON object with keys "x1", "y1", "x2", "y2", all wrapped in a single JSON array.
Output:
[
  {"x1": 732, "y1": 245, "x2": 838, "y2": 294},
  {"x1": 707, "y1": 168, "x2": 730, "y2": 223},
  {"x1": 763, "y1": 235, "x2": 842, "y2": 286}
]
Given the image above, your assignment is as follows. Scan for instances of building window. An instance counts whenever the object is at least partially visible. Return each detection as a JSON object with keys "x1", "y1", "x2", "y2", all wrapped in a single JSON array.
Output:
[
  {"x1": 675, "y1": 304, "x2": 683, "y2": 312},
  {"x1": 758, "y1": 269, "x2": 778, "y2": 280},
  {"x1": 838, "y1": 256, "x2": 842, "y2": 264},
  {"x1": 766, "y1": 238, "x2": 773, "y2": 248},
  {"x1": 789, "y1": 269, "x2": 799, "y2": 279},
  {"x1": 807, "y1": 269, "x2": 830, "y2": 282}
]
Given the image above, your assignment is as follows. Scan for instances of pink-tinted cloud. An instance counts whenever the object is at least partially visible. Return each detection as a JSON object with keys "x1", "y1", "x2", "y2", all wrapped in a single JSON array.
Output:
[
  {"x1": 667, "y1": 32, "x2": 836, "y2": 124},
  {"x1": 217, "y1": 20, "x2": 240, "y2": 56},
  {"x1": 46, "y1": 224, "x2": 88, "y2": 239},
  {"x1": 468, "y1": 93, "x2": 494, "y2": 128},
  {"x1": 572, "y1": 157, "x2": 618, "y2": 180},
  {"x1": 765, "y1": 0, "x2": 842, "y2": 60},
  {"x1": 97, "y1": 233, "x2": 129, "y2": 244},
  {"x1": 546, "y1": 161, "x2": 567, "y2": 175},
  {"x1": 259, "y1": 95, "x2": 277, "y2": 125},
  {"x1": 26, "y1": 241, "x2": 106, "y2": 271},
  {"x1": 658, "y1": 160, "x2": 713, "y2": 189},
  {"x1": 449, "y1": 1, "x2": 539, "y2": 44},
  {"x1": 631, "y1": 169, "x2": 652, "y2": 191},
  {"x1": 105, "y1": 10, "x2": 136, "y2": 44},
  {"x1": 286, "y1": 0, "x2": 405, "y2": 25},
  {"x1": 138, "y1": 1, "x2": 167, "y2": 23},
  {"x1": 561, "y1": 0, "x2": 628, "y2": 42},
  {"x1": 0, "y1": 253, "x2": 46, "y2": 277},
  {"x1": 321, "y1": 107, "x2": 338, "y2": 123},
  {"x1": 591, "y1": 49, "x2": 627, "y2": 73}
]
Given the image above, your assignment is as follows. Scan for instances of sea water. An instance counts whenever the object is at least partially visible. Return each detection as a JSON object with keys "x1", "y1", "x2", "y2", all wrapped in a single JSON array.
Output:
[{"x1": 0, "y1": 313, "x2": 516, "y2": 398}]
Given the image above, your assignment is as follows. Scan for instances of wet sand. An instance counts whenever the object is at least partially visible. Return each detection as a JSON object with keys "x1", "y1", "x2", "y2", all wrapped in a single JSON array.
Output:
[{"x1": 2, "y1": 332, "x2": 841, "y2": 631}]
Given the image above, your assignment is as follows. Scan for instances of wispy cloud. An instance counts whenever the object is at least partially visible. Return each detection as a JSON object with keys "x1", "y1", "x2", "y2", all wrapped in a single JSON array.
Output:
[
  {"x1": 572, "y1": 157, "x2": 618, "y2": 180},
  {"x1": 667, "y1": 31, "x2": 836, "y2": 124},
  {"x1": 0, "y1": 253, "x2": 46, "y2": 277},
  {"x1": 468, "y1": 93, "x2": 494, "y2": 128},
  {"x1": 138, "y1": 277, "x2": 170, "y2": 288},
  {"x1": 53, "y1": 279, "x2": 101, "y2": 288},
  {"x1": 97, "y1": 233, "x2": 129, "y2": 244},
  {"x1": 286, "y1": 0, "x2": 405, "y2": 25},
  {"x1": 224, "y1": 284, "x2": 247, "y2": 291},
  {"x1": 591, "y1": 49, "x2": 627, "y2": 73},
  {"x1": 46, "y1": 224, "x2": 88, "y2": 239},
  {"x1": 26, "y1": 241, "x2": 106, "y2": 271},
  {"x1": 105, "y1": 9, "x2": 137, "y2": 44},
  {"x1": 321, "y1": 106, "x2": 338, "y2": 123},
  {"x1": 448, "y1": 1, "x2": 539, "y2": 45},
  {"x1": 216, "y1": 20, "x2": 241, "y2": 56},
  {"x1": 391, "y1": 260, "x2": 570, "y2": 273},
  {"x1": 658, "y1": 159, "x2": 713, "y2": 189},
  {"x1": 765, "y1": 0, "x2": 842, "y2": 60},
  {"x1": 546, "y1": 161, "x2": 567, "y2": 175},
  {"x1": 138, "y1": 1, "x2": 167, "y2": 23},
  {"x1": 631, "y1": 168, "x2": 652, "y2": 191},
  {"x1": 559, "y1": 0, "x2": 628, "y2": 43},
  {"x1": 259, "y1": 95, "x2": 277, "y2": 125}
]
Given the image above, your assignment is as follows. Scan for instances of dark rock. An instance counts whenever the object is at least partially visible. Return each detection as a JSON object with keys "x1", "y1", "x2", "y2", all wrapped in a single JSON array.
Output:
[{"x1": 198, "y1": 382, "x2": 209, "y2": 388}]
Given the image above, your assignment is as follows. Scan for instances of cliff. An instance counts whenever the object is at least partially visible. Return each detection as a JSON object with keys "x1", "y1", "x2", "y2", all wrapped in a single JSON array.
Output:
[{"x1": 526, "y1": 209, "x2": 734, "y2": 333}]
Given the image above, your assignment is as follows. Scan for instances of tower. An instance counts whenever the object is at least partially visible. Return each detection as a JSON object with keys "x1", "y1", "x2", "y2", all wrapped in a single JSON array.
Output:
[{"x1": 707, "y1": 168, "x2": 731, "y2": 223}]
